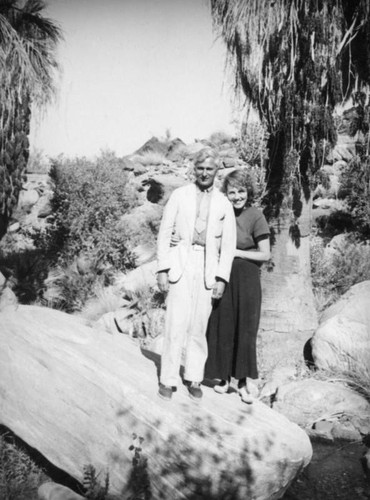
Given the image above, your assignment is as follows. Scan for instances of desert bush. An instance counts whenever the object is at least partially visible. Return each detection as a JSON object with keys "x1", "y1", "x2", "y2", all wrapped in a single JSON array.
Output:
[
  {"x1": 208, "y1": 131, "x2": 234, "y2": 147},
  {"x1": 0, "y1": 249, "x2": 47, "y2": 304},
  {"x1": 311, "y1": 237, "x2": 370, "y2": 311},
  {"x1": 338, "y1": 154, "x2": 370, "y2": 239},
  {"x1": 237, "y1": 121, "x2": 268, "y2": 169},
  {"x1": 82, "y1": 465, "x2": 109, "y2": 500},
  {"x1": 26, "y1": 148, "x2": 50, "y2": 174},
  {"x1": 31, "y1": 151, "x2": 140, "y2": 311},
  {"x1": 0, "y1": 433, "x2": 46, "y2": 500}
]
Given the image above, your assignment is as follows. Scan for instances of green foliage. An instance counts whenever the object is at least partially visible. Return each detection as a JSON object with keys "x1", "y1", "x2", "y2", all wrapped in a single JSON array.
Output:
[
  {"x1": 0, "y1": 434, "x2": 45, "y2": 500},
  {"x1": 83, "y1": 465, "x2": 109, "y2": 500},
  {"x1": 0, "y1": 249, "x2": 47, "y2": 304},
  {"x1": 311, "y1": 237, "x2": 370, "y2": 311},
  {"x1": 33, "y1": 151, "x2": 139, "y2": 311},
  {"x1": 338, "y1": 154, "x2": 370, "y2": 240},
  {"x1": 237, "y1": 121, "x2": 268, "y2": 169}
]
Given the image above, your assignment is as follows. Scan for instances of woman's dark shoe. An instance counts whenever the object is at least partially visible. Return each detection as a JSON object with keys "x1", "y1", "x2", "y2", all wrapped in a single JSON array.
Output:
[
  {"x1": 158, "y1": 384, "x2": 173, "y2": 401},
  {"x1": 187, "y1": 382, "x2": 203, "y2": 400}
]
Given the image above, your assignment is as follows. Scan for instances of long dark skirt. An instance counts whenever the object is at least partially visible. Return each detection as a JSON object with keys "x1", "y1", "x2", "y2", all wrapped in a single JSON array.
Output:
[{"x1": 205, "y1": 258, "x2": 261, "y2": 380}]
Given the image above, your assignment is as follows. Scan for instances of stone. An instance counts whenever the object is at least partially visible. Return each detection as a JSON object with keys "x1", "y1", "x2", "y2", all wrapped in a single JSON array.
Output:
[
  {"x1": 134, "y1": 136, "x2": 168, "y2": 156},
  {"x1": 311, "y1": 281, "x2": 370, "y2": 375},
  {"x1": 118, "y1": 202, "x2": 163, "y2": 247},
  {"x1": 332, "y1": 143, "x2": 355, "y2": 162},
  {"x1": 332, "y1": 160, "x2": 348, "y2": 172},
  {"x1": 18, "y1": 188, "x2": 40, "y2": 209},
  {"x1": 131, "y1": 243, "x2": 156, "y2": 266},
  {"x1": 0, "y1": 271, "x2": 5, "y2": 290},
  {"x1": 8, "y1": 222, "x2": 20, "y2": 232},
  {"x1": 273, "y1": 379, "x2": 370, "y2": 439},
  {"x1": 116, "y1": 260, "x2": 158, "y2": 296},
  {"x1": 37, "y1": 200, "x2": 53, "y2": 218},
  {"x1": 312, "y1": 420, "x2": 334, "y2": 441},
  {"x1": 0, "y1": 287, "x2": 18, "y2": 311},
  {"x1": 323, "y1": 233, "x2": 347, "y2": 259},
  {"x1": 1, "y1": 304, "x2": 312, "y2": 499},
  {"x1": 144, "y1": 174, "x2": 186, "y2": 205},
  {"x1": 96, "y1": 307, "x2": 136, "y2": 336},
  {"x1": 312, "y1": 198, "x2": 345, "y2": 210},
  {"x1": 38, "y1": 482, "x2": 84, "y2": 500}
]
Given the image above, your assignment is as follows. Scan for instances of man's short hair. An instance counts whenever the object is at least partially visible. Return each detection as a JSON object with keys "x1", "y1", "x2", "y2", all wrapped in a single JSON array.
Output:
[{"x1": 193, "y1": 147, "x2": 220, "y2": 168}]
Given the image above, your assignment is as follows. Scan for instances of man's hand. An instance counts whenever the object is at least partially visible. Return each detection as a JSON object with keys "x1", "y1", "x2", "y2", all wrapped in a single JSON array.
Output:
[
  {"x1": 212, "y1": 280, "x2": 226, "y2": 300},
  {"x1": 170, "y1": 232, "x2": 180, "y2": 247},
  {"x1": 157, "y1": 271, "x2": 170, "y2": 293}
]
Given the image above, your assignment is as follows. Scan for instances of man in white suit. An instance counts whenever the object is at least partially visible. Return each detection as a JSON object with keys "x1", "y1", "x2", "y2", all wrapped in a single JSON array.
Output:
[{"x1": 156, "y1": 148, "x2": 236, "y2": 401}]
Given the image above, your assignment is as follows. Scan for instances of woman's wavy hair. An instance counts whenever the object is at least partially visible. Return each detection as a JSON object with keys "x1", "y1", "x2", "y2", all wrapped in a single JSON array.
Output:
[{"x1": 222, "y1": 168, "x2": 256, "y2": 203}]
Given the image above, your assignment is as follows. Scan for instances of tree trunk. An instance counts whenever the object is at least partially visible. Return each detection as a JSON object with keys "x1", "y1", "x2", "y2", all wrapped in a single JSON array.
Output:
[{"x1": 260, "y1": 196, "x2": 317, "y2": 334}]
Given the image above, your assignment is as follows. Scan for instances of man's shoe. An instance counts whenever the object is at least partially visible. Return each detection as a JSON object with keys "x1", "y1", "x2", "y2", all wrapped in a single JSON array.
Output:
[
  {"x1": 158, "y1": 384, "x2": 173, "y2": 401},
  {"x1": 188, "y1": 382, "x2": 203, "y2": 401},
  {"x1": 214, "y1": 379, "x2": 230, "y2": 394}
]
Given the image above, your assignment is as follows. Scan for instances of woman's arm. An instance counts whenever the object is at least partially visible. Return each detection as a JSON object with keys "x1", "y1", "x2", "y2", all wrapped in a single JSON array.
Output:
[{"x1": 235, "y1": 238, "x2": 270, "y2": 262}]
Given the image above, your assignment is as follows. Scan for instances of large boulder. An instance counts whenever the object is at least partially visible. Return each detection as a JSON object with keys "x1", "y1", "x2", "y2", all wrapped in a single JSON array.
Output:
[
  {"x1": 0, "y1": 305, "x2": 312, "y2": 500},
  {"x1": 118, "y1": 202, "x2": 163, "y2": 247},
  {"x1": 18, "y1": 188, "x2": 40, "y2": 209},
  {"x1": 273, "y1": 379, "x2": 370, "y2": 441},
  {"x1": 311, "y1": 281, "x2": 370, "y2": 374}
]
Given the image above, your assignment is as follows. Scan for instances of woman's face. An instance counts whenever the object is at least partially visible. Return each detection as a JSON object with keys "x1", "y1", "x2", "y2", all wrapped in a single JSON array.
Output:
[{"x1": 226, "y1": 184, "x2": 248, "y2": 210}]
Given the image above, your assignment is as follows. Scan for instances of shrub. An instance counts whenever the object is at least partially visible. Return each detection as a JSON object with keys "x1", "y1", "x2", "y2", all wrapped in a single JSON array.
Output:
[
  {"x1": 338, "y1": 154, "x2": 370, "y2": 239},
  {"x1": 0, "y1": 249, "x2": 47, "y2": 304},
  {"x1": 237, "y1": 121, "x2": 268, "y2": 169},
  {"x1": 33, "y1": 151, "x2": 139, "y2": 311},
  {"x1": 311, "y1": 237, "x2": 370, "y2": 311},
  {"x1": 0, "y1": 433, "x2": 46, "y2": 500}
]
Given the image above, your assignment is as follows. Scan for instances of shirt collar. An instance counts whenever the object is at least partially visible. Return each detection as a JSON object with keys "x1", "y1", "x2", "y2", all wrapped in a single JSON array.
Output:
[{"x1": 195, "y1": 183, "x2": 214, "y2": 194}]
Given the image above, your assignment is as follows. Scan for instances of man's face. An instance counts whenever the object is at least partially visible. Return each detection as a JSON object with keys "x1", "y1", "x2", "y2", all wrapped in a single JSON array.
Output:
[{"x1": 194, "y1": 158, "x2": 219, "y2": 190}]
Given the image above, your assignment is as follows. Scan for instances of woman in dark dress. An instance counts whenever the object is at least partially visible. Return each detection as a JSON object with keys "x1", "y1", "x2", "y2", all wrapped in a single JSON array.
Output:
[{"x1": 205, "y1": 169, "x2": 270, "y2": 403}]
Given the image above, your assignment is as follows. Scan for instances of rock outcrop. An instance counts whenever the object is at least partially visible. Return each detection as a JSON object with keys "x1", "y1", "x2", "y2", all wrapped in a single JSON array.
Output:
[
  {"x1": 311, "y1": 281, "x2": 370, "y2": 374},
  {"x1": 273, "y1": 379, "x2": 370, "y2": 441},
  {"x1": 0, "y1": 304, "x2": 312, "y2": 499}
]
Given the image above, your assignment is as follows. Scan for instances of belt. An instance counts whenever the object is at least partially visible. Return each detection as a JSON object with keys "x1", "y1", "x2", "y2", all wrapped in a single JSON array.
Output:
[{"x1": 192, "y1": 243, "x2": 205, "y2": 251}]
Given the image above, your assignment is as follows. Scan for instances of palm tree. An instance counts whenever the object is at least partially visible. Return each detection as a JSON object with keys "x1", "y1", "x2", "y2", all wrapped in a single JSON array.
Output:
[
  {"x1": 210, "y1": 0, "x2": 370, "y2": 334},
  {"x1": 0, "y1": 0, "x2": 62, "y2": 238}
]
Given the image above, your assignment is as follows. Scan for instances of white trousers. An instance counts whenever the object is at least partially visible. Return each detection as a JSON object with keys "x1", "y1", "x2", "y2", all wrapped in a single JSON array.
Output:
[{"x1": 160, "y1": 246, "x2": 214, "y2": 387}]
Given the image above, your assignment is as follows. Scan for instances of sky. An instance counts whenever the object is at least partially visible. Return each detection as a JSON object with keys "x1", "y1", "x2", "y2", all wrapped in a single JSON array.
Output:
[{"x1": 30, "y1": 0, "x2": 239, "y2": 158}]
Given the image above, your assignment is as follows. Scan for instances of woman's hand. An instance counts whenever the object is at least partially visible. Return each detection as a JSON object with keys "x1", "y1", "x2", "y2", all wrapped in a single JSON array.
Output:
[
  {"x1": 157, "y1": 271, "x2": 169, "y2": 293},
  {"x1": 212, "y1": 280, "x2": 226, "y2": 300}
]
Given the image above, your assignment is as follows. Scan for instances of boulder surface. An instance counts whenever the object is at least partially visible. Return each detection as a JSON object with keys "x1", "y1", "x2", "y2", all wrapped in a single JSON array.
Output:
[
  {"x1": 0, "y1": 305, "x2": 312, "y2": 499},
  {"x1": 311, "y1": 281, "x2": 370, "y2": 374}
]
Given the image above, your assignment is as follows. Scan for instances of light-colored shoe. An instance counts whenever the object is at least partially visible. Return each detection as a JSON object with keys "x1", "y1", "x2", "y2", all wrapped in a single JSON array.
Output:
[
  {"x1": 214, "y1": 380, "x2": 230, "y2": 394},
  {"x1": 238, "y1": 385, "x2": 254, "y2": 404}
]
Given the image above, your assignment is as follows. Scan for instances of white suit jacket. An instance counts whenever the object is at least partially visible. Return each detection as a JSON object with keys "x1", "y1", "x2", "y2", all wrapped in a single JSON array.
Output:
[{"x1": 157, "y1": 183, "x2": 236, "y2": 288}]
